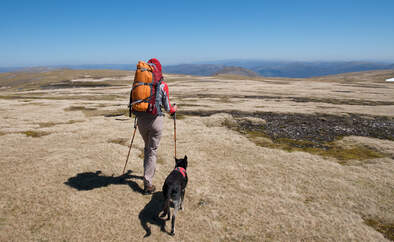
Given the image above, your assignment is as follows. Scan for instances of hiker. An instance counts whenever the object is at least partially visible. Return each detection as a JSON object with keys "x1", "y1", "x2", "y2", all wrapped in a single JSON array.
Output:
[{"x1": 130, "y1": 58, "x2": 177, "y2": 194}]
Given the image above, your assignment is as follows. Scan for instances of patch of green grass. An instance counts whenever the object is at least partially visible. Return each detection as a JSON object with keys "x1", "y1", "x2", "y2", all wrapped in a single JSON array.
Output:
[
  {"x1": 37, "y1": 122, "x2": 58, "y2": 128},
  {"x1": 64, "y1": 105, "x2": 128, "y2": 117},
  {"x1": 102, "y1": 108, "x2": 128, "y2": 117},
  {"x1": 224, "y1": 120, "x2": 386, "y2": 163},
  {"x1": 0, "y1": 94, "x2": 123, "y2": 101},
  {"x1": 21, "y1": 130, "x2": 50, "y2": 138},
  {"x1": 167, "y1": 113, "x2": 186, "y2": 120},
  {"x1": 180, "y1": 103, "x2": 210, "y2": 108},
  {"x1": 95, "y1": 103, "x2": 110, "y2": 108},
  {"x1": 0, "y1": 95, "x2": 42, "y2": 100},
  {"x1": 319, "y1": 146, "x2": 385, "y2": 164},
  {"x1": 157, "y1": 155, "x2": 165, "y2": 164},
  {"x1": 66, "y1": 120, "x2": 85, "y2": 125},
  {"x1": 108, "y1": 138, "x2": 128, "y2": 146},
  {"x1": 363, "y1": 217, "x2": 394, "y2": 241},
  {"x1": 64, "y1": 106, "x2": 97, "y2": 112},
  {"x1": 0, "y1": 217, "x2": 6, "y2": 227},
  {"x1": 37, "y1": 120, "x2": 85, "y2": 128},
  {"x1": 135, "y1": 147, "x2": 166, "y2": 164},
  {"x1": 293, "y1": 97, "x2": 394, "y2": 106},
  {"x1": 219, "y1": 96, "x2": 232, "y2": 103},
  {"x1": 24, "y1": 102, "x2": 50, "y2": 106},
  {"x1": 40, "y1": 81, "x2": 113, "y2": 89},
  {"x1": 251, "y1": 131, "x2": 385, "y2": 163},
  {"x1": 138, "y1": 149, "x2": 144, "y2": 159},
  {"x1": 304, "y1": 196, "x2": 315, "y2": 204}
]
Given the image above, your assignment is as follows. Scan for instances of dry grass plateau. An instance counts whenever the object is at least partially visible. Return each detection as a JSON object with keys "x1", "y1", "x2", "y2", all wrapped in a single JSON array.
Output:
[{"x1": 0, "y1": 69, "x2": 393, "y2": 241}]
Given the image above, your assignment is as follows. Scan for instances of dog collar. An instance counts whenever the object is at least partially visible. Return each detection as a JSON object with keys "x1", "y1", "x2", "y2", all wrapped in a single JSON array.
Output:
[{"x1": 175, "y1": 167, "x2": 186, "y2": 178}]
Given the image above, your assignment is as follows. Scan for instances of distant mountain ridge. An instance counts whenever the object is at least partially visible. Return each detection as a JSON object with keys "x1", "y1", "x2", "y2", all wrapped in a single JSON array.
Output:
[
  {"x1": 164, "y1": 61, "x2": 394, "y2": 78},
  {"x1": 1, "y1": 61, "x2": 393, "y2": 78},
  {"x1": 163, "y1": 64, "x2": 225, "y2": 76}
]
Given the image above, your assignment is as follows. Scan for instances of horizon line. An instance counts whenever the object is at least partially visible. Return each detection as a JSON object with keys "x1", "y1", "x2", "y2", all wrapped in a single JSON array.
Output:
[{"x1": 2, "y1": 58, "x2": 394, "y2": 68}]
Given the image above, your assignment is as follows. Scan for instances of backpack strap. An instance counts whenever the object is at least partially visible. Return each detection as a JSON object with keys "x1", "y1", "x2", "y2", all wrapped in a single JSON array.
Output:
[
  {"x1": 132, "y1": 81, "x2": 154, "y2": 90},
  {"x1": 130, "y1": 81, "x2": 155, "y2": 107},
  {"x1": 147, "y1": 63, "x2": 157, "y2": 81},
  {"x1": 154, "y1": 78, "x2": 163, "y2": 116},
  {"x1": 130, "y1": 98, "x2": 149, "y2": 106}
]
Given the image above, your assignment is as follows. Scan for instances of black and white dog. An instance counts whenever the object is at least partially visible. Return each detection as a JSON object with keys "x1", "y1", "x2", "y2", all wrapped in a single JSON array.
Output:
[{"x1": 161, "y1": 155, "x2": 188, "y2": 236}]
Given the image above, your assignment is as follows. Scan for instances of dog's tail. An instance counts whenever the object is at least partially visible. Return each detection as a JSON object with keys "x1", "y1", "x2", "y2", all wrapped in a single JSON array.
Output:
[{"x1": 170, "y1": 184, "x2": 181, "y2": 201}]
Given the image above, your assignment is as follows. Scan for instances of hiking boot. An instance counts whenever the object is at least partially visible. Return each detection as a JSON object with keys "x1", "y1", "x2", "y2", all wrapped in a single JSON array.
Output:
[{"x1": 143, "y1": 184, "x2": 156, "y2": 195}]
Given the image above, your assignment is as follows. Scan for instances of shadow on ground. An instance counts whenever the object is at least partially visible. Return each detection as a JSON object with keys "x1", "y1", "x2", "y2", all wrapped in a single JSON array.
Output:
[
  {"x1": 139, "y1": 191, "x2": 168, "y2": 237},
  {"x1": 64, "y1": 170, "x2": 144, "y2": 193},
  {"x1": 65, "y1": 171, "x2": 169, "y2": 237}
]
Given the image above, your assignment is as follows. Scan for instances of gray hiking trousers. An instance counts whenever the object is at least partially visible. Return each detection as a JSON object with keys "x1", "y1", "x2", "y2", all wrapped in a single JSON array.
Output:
[{"x1": 136, "y1": 112, "x2": 163, "y2": 187}]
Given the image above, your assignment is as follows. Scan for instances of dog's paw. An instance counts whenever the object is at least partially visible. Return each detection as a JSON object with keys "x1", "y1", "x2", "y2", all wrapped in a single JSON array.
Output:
[{"x1": 170, "y1": 231, "x2": 175, "y2": 236}]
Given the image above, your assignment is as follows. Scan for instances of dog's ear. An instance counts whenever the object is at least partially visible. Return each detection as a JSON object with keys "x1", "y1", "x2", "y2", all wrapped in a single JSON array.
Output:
[{"x1": 184, "y1": 155, "x2": 187, "y2": 161}]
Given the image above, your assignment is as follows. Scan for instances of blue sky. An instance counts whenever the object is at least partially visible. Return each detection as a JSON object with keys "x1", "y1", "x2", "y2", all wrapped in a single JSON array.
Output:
[{"x1": 1, "y1": 0, "x2": 394, "y2": 66}]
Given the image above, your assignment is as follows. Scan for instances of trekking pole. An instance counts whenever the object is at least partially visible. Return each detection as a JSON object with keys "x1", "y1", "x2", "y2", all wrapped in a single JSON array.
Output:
[
  {"x1": 122, "y1": 116, "x2": 137, "y2": 174},
  {"x1": 173, "y1": 103, "x2": 177, "y2": 159}
]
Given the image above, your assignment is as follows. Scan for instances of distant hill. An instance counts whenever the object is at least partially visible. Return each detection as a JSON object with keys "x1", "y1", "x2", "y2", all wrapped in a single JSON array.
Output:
[
  {"x1": 214, "y1": 66, "x2": 258, "y2": 77},
  {"x1": 308, "y1": 69, "x2": 394, "y2": 83},
  {"x1": 163, "y1": 64, "x2": 224, "y2": 76},
  {"x1": 251, "y1": 61, "x2": 394, "y2": 78},
  {"x1": 0, "y1": 67, "x2": 26, "y2": 73},
  {"x1": 163, "y1": 61, "x2": 394, "y2": 78},
  {"x1": 1, "y1": 61, "x2": 393, "y2": 78}
]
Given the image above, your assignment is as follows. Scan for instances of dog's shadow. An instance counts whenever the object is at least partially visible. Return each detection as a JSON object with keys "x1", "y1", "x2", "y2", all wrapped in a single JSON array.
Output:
[
  {"x1": 139, "y1": 191, "x2": 168, "y2": 237},
  {"x1": 65, "y1": 170, "x2": 169, "y2": 237},
  {"x1": 64, "y1": 170, "x2": 144, "y2": 194}
]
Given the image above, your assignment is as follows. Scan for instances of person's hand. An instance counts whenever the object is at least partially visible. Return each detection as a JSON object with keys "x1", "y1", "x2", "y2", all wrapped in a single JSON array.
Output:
[{"x1": 171, "y1": 104, "x2": 177, "y2": 117}]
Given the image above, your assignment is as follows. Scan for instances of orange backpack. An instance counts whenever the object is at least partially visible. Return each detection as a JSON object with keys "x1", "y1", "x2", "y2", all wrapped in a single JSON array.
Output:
[{"x1": 129, "y1": 61, "x2": 161, "y2": 114}]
